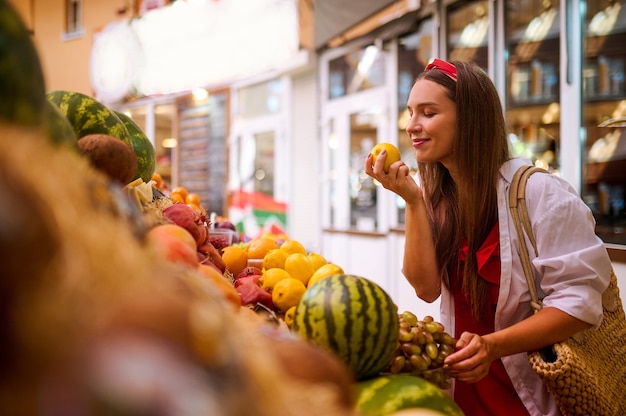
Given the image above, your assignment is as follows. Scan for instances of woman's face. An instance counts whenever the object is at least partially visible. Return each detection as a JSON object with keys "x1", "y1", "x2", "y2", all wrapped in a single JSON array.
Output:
[{"x1": 405, "y1": 79, "x2": 457, "y2": 171}]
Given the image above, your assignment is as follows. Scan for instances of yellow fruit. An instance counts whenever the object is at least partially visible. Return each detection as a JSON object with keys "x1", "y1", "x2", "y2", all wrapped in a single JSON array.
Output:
[
  {"x1": 283, "y1": 305, "x2": 297, "y2": 328},
  {"x1": 370, "y1": 142, "x2": 401, "y2": 173},
  {"x1": 280, "y1": 239, "x2": 307, "y2": 255},
  {"x1": 262, "y1": 247, "x2": 289, "y2": 270},
  {"x1": 284, "y1": 253, "x2": 315, "y2": 286},
  {"x1": 307, "y1": 263, "x2": 344, "y2": 288},
  {"x1": 308, "y1": 252, "x2": 328, "y2": 271},
  {"x1": 272, "y1": 278, "x2": 306, "y2": 312},
  {"x1": 260, "y1": 268, "x2": 292, "y2": 292},
  {"x1": 221, "y1": 245, "x2": 248, "y2": 276},
  {"x1": 246, "y1": 237, "x2": 279, "y2": 260}
]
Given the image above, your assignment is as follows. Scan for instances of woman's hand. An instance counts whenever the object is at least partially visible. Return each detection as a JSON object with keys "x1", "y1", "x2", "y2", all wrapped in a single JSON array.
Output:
[
  {"x1": 443, "y1": 331, "x2": 495, "y2": 384},
  {"x1": 364, "y1": 151, "x2": 421, "y2": 203},
  {"x1": 442, "y1": 308, "x2": 593, "y2": 384}
]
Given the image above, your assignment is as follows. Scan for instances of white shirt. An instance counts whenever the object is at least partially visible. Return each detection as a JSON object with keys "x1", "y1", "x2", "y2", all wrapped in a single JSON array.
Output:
[{"x1": 439, "y1": 158, "x2": 612, "y2": 415}]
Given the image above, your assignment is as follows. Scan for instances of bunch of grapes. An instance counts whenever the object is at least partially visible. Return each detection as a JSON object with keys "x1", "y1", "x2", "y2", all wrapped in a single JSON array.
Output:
[{"x1": 385, "y1": 311, "x2": 457, "y2": 389}]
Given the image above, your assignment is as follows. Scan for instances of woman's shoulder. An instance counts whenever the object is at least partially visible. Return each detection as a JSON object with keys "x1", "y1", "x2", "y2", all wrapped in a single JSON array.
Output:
[
  {"x1": 500, "y1": 158, "x2": 578, "y2": 199},
  {"x1": 500, "y1": 158, "x2": 589, "y2": 222}
]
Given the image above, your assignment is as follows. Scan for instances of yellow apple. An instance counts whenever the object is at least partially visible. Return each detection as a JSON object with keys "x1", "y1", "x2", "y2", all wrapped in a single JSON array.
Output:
[{"x1": 370, "y1": 142, "x2": 401, "y2": 173}]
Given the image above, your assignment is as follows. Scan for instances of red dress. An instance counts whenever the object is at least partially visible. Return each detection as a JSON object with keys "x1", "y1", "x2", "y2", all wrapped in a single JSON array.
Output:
[{"x1": 450, "y1": 223, "x2": 529, "y2": 415}]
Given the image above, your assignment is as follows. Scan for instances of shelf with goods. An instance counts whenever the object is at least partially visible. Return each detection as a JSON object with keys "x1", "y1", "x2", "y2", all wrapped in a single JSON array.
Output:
[
  {"x1": 506, "y1": 26, "x2": 561, "y2": 172},
  {"x1": 582, "y1": 2, "x2": 626, "y2": 246}
]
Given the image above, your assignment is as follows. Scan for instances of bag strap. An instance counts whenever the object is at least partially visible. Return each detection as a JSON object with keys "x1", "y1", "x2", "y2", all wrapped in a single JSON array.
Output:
[{"x1": 509, "y1": 165, "x2": 549, "y2": 314}]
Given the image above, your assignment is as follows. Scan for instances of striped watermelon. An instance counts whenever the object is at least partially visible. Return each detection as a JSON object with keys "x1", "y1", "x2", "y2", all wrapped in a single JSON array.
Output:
[
  {"x1": 0, "y1": 0, "x2": 46, "y2": 127},
  {"x1": 114, "y1": 110, "x2": 156, "y2": 182},
  {"x1": 46, "y1": 90, "x2": 132, "y2": 146},
  {"x1": 356, "y1": 374, "x2": 463, "y2": 416},
  {"x1": 43, "y1": 100, "x2": 78, "y2": 149},
  {"x1": 292, "y1": 274, "x2": 399, "y2": 380}
]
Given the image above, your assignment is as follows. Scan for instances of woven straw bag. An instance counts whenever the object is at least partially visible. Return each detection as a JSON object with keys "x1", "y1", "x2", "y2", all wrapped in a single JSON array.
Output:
[{"x1": 509, "y1": 165, "x2": 626, "y2": 416}]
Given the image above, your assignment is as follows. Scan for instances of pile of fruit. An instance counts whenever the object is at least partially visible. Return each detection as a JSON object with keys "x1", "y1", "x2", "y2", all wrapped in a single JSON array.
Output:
[
  {"x1": 386, "y1": 312, "x2": 457, "y2": 389},
  {"x1": 0, "y1": 0, "x2": 465, "y2": 413}
]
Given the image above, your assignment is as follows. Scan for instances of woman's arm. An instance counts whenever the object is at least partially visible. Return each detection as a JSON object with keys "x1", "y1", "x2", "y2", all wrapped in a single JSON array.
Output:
[
  {"x1": 444, "y1": 307, "x2": 591, "y2": 383},
  {"x1": 364, "y1": 152, "x2": 441, "y2": 302},
  {"x1": 402, "y1": 199, "x2": 441, "y2": 302}
]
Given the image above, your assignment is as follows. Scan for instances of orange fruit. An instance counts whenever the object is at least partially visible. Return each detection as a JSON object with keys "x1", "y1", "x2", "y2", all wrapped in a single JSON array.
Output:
[
  {"x1": 307, "y1": 263, "x2": 344, "y2": 288},
  {"x1": 246, "y1": 237, "x2": 279, "y2": 260},
  {"x1": 272, "y1": 278, "x2": 306, "y2": 312},
  {"x1": 170, "y1": 192, "x2": 186, "y2": 204},
  {"x1": 186, "y1": 193, "x2": 201, "y2": 206},
  {"x1": 308, "y1": 252, "x2": 328, "y2": 271},
  {"x1": 151, "y1": 172, "x2": 164, "y2": 188},
  {"x1": 280, "y1": 240, "x2": 307, "y2": 255},
  {"x1": 260, "y1": 268, "x2": 292, "y2": 292},
  {"x1": 262, "y1": 248, "x2": 289, "y2": 270},
  {"x1": 370, "y1": 142, "x2": 401, "y2": 173},
  {"x1": 284, "y1": 253, "x2": 315, "y2": 286},
  {"x1": 221, "y1": 245, "x2": 248, "y2": 276},
  {"x1": 171, "y1": 186, "x2": 188, "y2": 201},
  {"x1": 197, "y1": 264, "x2": 241, "y2": 309}
]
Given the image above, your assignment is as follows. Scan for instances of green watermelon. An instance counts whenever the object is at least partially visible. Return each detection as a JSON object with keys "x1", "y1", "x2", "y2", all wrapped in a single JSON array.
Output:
[
  {"x1": 0, "y1": 0, "x2": 46, "y2": 126},
  {"x1": 292, "y1": 274, "x2": 399, "y2": 380},
  {"x1": 46, "y1": 90, "x2": 132, "y2": 146},
  {"x1": 42, "y1": 100, "x2": 78, "y2": 149},
  {"x1": 114, "y1": 110, "x2": 156, "y2": 183},
  {"x1": 356, "y1": 374, "x2": 464, "y2": 416}
]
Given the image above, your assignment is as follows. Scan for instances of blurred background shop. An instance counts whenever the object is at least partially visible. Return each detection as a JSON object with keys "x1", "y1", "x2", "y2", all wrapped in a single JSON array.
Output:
[
  {"x1": 312, "y1": 0, "x2": 626, "y2": 315},
  {"x1": 13, "y1": 0, "x2": 626, "y2": 315}
]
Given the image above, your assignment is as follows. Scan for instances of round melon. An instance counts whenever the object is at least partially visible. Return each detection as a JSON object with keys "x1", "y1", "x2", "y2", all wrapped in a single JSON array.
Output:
[
  {"x1": 42, "y1": 100, "x2": 78, "y2": 149},
  {"x1": 113, "y1": 110, "x2": 156, "y2": 183},
  {"x1": 356, "y1": 374, "x2": 464, "y2": 416},
  {"x1": 292, "y1": 274, "x2": 399, "y2": 380},
  {"x1": 46, "y1": 90, "x2": 132, "y2": 146}
]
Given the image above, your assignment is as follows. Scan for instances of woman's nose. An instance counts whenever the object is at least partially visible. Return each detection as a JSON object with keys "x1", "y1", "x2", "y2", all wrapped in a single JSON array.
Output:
[{"x1": 406, "y1": 118, "x2": 420, "y2": 134}]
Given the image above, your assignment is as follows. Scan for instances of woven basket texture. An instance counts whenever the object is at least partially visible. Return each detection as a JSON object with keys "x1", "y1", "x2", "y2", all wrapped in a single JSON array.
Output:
[{"x1": 528, "y1": 270, "x2": 626, "y2": 416}]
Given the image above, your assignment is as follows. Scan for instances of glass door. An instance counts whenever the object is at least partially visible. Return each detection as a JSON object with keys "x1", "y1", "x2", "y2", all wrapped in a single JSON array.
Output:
[
  {"x1": 505, "y1": 0, "x2": 561, "y2": 172},
  {"x1": 228, "y1": 115, "x2": 288, "y2": 240},
  {"x1": 447, "y1": 0, "x2": 490, "y2": 71},
  {"x1": 321, "y1": 88, "x2": 391, "y2": 232},
  {"x1": 582, "y1": 0, "x2": 626, "y2": 244}
]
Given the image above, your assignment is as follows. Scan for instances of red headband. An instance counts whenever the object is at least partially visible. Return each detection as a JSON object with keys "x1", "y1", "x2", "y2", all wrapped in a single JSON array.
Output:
[{"x1": 424, "y1": 58, "x2": 457, "y2": 81}]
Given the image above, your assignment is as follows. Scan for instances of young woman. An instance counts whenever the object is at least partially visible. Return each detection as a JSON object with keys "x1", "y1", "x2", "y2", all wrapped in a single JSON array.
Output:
[{"x1": 365, "y1": 59, "x2": 612, "y2": 415}]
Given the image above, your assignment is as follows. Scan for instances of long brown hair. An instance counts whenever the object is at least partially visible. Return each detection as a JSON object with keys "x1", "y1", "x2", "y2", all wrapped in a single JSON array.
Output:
[{"x1": 416, "y1": 61, "x2": 511, "y2": 320}]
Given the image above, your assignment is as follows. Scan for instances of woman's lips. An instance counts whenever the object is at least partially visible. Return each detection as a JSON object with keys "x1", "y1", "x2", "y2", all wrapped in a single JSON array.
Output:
[{"x1": 412, "y1": 138, "x2": 428, "y2": 147}]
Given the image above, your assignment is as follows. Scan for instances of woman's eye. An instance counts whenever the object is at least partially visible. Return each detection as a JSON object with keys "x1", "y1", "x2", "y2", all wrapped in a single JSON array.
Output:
[{"x1": 423, "y1": 112, "x2": 434, "y2": 118}]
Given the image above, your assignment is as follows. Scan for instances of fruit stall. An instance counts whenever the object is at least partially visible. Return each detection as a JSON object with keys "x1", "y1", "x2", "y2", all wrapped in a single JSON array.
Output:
[{"x1": 0, "y1": 1, "x2": 464, "y2": 414}]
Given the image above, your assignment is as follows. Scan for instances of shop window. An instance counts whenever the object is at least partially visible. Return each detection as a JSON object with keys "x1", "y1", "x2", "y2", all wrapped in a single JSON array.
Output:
[
  {"x1": 447, "y1": 0, "x2": 489, "y2": 70},
  {"x1": 349, "y1": 111, "x2": 380, "y2": 231},
  {"x1": 154, "y1": 103, "x2": 176, "y2": 187},
  {"x1": 328, "y1": 118, "x2": 338, "y2": 227},
  {"x1": 252, "y1": 131, "x2": 276, "y2": 198},
  {"x1": 505, "y1": 0, "x2": 561, "y2": 173},
  {"x1": 237, "y1": 79, "x2": 282, "y2": 118},
  {"x1": 396, "y1": 17, "x2": 433, "y2": 224},
  {"x1": 582, "y1": 0, "x2": 626, "y2": 244},
  {"x1": 64, "y1": 0, "x2": 83, "y2": 39},
  {"x1": 328, "y1": 45, "x2": 386, "y2": 99}
]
